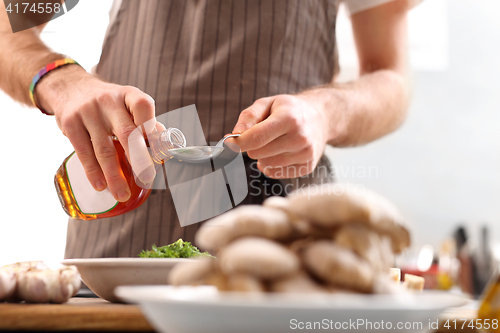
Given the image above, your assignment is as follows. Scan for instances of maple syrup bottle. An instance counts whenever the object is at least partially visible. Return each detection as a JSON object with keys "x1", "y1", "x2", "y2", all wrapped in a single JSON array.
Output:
[{"x1": 54, "y1": 128, "x2": 186, "y2": 220}]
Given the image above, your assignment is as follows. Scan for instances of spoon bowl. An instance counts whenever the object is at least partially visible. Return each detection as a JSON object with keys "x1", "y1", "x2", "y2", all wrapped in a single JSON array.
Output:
[{"x1": 168, "y1": 134, "x2": 240, "y2": 163}]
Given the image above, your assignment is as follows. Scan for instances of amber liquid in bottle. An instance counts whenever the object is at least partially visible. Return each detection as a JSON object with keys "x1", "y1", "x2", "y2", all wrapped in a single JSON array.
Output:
[
  {"x1": 55, "y1": 140, "x2": 152, "y2": 220},
  {"x1": 55, "y1": 128, "x2": 185, "y2": 220},
  {"x1": 478, "y1": 275, "x2": 500, "y2": 331}
]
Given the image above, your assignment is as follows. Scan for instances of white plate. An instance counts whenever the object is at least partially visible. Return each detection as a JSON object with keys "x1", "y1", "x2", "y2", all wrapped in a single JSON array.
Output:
[
  {"x1": 115, "y1": 286, "x2": 468, "y2": 333},
  {"x1": 61, "y1": 258, "x2": 190, "y2": 302}
]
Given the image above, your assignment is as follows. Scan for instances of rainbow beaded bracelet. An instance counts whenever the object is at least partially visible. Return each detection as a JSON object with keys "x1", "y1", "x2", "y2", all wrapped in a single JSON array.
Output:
[{"x1": 29, "y1": 58, "x2": 80, "y2": 115}]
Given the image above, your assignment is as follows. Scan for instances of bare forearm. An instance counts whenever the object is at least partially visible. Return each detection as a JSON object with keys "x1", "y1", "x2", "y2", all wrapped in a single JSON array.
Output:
[
  {"x1": 0, "y1": 2, "x2": 63, "y2": 106},
  {"x1": 301, "y1": 69, "x2": 409, "y2": 147}
]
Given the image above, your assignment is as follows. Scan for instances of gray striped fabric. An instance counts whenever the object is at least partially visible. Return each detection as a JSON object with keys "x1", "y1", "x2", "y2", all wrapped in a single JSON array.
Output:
[{"x1": 65, "y1": 0, "x2": 339, "y2": 258}]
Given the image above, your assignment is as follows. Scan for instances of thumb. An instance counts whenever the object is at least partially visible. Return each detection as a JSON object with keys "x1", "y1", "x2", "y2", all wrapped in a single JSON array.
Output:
[{"x1": 233, "y1": 96, "x2": 276, "y2": 134}]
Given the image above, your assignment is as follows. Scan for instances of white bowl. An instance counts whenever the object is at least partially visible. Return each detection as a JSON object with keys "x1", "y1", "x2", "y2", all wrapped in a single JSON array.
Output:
[
  {"x1": 115, "y1": 286, "x2": 468, "y2": 333},
  {"x1": 61, "y1": 258, "x2": 190, "y2": 302}
]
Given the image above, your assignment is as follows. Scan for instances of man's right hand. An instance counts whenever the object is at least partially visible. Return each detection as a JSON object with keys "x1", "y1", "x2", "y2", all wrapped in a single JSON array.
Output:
[{"x1": 35, "y1": 64, "x2": 157, "y2": 202}]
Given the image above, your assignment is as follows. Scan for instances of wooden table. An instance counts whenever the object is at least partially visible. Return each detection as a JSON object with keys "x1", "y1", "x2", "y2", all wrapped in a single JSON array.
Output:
[
  {"x1": 0, "y1": 297, "x2": 478, "y2": 332},
  {"x1": 0, "y1": 298, "x2": 154, "y2": 332}
]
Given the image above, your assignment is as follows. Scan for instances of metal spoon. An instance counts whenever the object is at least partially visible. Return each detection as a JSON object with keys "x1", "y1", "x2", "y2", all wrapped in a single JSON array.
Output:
[{"x1": 168, "y1": 134, "x2": 241, "y2": 163}]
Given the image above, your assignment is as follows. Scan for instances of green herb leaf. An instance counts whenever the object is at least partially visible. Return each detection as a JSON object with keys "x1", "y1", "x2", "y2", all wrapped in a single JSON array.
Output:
[{"x1": 139, "y1": 239, "x2": 215, "y2": 259}]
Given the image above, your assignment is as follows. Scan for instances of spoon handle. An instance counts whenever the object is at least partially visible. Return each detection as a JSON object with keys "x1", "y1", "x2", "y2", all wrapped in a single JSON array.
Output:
[{"x1": 217, "y1": 134, "x2": 241, "y2": 147}]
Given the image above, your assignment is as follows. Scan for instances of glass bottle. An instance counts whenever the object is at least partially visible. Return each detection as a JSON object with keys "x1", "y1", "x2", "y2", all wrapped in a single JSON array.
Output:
[
  {"x1": 54, "y1": 128, "x2": 186, "y2": 220},
  {"x1": 478, "y1": 271, "x2": 500, "y2": 331}
]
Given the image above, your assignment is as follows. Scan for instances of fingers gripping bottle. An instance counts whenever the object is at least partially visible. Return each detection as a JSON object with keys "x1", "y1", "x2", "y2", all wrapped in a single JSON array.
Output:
[{"x1": 54, "y1": 128, "x2": 186, "y2": 220}]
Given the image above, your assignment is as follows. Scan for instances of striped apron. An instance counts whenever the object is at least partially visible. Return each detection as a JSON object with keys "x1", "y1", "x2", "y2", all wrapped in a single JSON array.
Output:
[{"x1": 65, "y1": 0, "x2": 339, "y2": 258}]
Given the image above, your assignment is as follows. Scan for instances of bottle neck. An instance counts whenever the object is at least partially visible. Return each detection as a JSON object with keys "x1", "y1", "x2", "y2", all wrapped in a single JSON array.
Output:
[{"x1": 148, "y1": 128, "x2": 186, "y2": 164}]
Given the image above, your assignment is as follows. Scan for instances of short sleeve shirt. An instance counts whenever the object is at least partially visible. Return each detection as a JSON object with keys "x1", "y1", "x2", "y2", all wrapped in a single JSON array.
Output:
[{"x1": 343, "y1": 0, "x2": 423, "y2": 15}]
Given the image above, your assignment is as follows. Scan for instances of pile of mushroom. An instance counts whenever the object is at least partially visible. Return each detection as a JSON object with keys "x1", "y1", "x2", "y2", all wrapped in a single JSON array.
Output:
[
  {"x1": 0, "y1": 261, "x2": 81, "y2": 303},
  {"x1": 169, "y1": 183, "x2": 422, "y2": 294}
]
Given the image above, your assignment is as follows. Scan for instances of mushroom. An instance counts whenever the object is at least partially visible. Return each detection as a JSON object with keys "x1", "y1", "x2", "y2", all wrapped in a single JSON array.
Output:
[
  {"x1": 196, "y1": 205, "x2": 293, "y2": 252},
  {"x1": 302, "y1": 241, "x2": 374, "y2": 293},
  {"x1": 287, "y1": 184, "x2": 410, "y2": 253},
  {"x1": 169, "y1": 184, "x2": 416, "y2": 296},
  {"x1": 227, "y1": 274, "x2": 265, "y2": 293},
  {"x1": 270, "y1": 271, "x2": 328, "y2": 294},
  {"x1": 334, "y1": 224, "x2": 394, "y2": 272},
  {"x1": 168, "y1": 257, "x2": 216, "y2": 286},
  {"x1": 218, "y1": 237, "x2": 300, "y2": 280},
  {"x1": 263, "y1": 196, "x2": 333, "y2": 239}
]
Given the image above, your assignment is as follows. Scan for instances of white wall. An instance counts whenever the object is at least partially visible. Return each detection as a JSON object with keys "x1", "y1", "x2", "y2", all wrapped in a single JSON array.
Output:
[{"x1": 1, "y1": 0, "x2": 498, "y2": 265}]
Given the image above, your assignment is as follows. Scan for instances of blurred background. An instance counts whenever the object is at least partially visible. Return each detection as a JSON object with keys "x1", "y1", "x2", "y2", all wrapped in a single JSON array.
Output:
[{"x1": 0, "y1": 0, "x2": 498, "y2": 285}]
